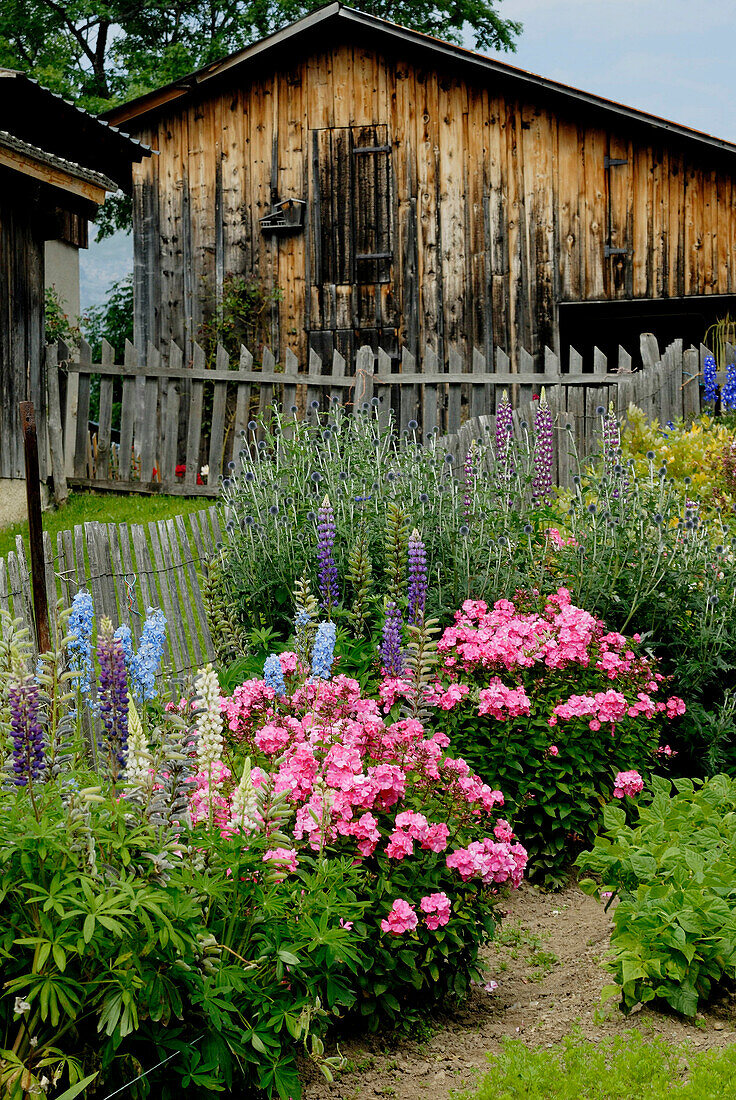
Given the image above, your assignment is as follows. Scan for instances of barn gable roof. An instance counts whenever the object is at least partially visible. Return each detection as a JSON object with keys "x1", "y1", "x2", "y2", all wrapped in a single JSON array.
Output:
[
  {"x1": 0, "y1": 69, "x2": 151, "y2": 193},
  {"x1": 103, "y1": 2, "x2": 736, "y2": 161}
]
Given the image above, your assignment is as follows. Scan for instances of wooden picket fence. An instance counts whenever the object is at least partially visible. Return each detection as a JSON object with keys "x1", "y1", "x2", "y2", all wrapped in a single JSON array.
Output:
[
  {"x1": 48, "y1": 331, "x2": 712, "y2": 499},
  {"x1": 0, "y1": 506, "x2": 222, "y2": 687}
]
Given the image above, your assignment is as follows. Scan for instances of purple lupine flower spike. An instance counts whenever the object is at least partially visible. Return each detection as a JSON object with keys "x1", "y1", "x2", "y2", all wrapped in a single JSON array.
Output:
[
  {"x1": 463, "y1": 444, "x2": 476, "y2": 518},
  {"x1": 380, "y1": 600, "x2": 404, "y2": 676},
  {"x1": 97, "y1": 617, "x2": 129, "y2": 782},
  {"x1": 407, "y1": 529, "x2": 428, "y2": 625},
  {"x1": 532, "y1": 388, "x2": 554, "y2": 503},
  {"x1": 601, "y1": 403, "x2": 628, "y2": 500},
  {"x1": 317, "y1": 495, "x2": 339, "y2": 612},
  {"x1": 9, "y1": 675, "x2": 45, "y2": 787},
  {"x1": 496, "y1": 390, "x2": 514, "y2": 475}
]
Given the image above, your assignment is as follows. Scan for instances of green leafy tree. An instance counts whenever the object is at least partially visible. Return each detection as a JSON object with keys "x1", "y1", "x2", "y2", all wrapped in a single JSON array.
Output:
[{"x1": 0, "y1": 0, "x2": 521, "y2": 114}]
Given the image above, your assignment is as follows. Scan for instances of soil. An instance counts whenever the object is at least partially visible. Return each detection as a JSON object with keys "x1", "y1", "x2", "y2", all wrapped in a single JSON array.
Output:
[{"x1": 301, "y1": 882, "x2": 736, "y2": 1100}]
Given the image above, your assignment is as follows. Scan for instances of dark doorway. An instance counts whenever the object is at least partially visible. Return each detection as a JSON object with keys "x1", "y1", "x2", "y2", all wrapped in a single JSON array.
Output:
[{"x1": 558, "y1": 295, "x2": 736, "y2": 371}]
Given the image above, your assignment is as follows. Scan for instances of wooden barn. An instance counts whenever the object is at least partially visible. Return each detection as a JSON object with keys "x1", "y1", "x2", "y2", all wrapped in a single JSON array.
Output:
[
  {"x1": 0, "y1": 71, "x2": 149, "y2": 497},
  {"x1": 105, "y1": 2, "x2": 736, "y2": 371}
]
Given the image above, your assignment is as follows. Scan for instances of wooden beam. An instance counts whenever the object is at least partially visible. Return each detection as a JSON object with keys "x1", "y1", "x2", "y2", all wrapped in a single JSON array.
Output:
[{"x1": 0, "y1": 144, "x2": 109, "y2": 205}]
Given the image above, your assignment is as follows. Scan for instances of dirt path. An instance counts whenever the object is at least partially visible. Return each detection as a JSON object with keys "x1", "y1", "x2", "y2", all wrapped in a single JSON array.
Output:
[{"x1": 302, "y1": 882, "x2": 736, "y2": 1100}]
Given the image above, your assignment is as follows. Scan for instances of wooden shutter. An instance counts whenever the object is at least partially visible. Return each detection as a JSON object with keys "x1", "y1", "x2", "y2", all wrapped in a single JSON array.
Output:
[{"x1": 310, "y1": 125, "x2": 392, "y2": 287}]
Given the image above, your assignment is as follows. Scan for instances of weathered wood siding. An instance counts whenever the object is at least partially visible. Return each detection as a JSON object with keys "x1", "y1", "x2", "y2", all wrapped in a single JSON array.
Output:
[
  {"x1": 0, "y1": 174, "x2": 45, "y2": 478},
  {"x1": 129, "y1": 36, "x2": 736, "y2": 368}
]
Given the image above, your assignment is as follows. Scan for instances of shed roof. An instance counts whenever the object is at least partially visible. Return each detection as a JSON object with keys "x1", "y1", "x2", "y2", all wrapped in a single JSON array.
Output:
[
  {"x1": 103, "y1": 2, "x2": 736, "y2": 161},
  {"x1": 0, "y1": 69, "x2": 151, "y2": 192}
]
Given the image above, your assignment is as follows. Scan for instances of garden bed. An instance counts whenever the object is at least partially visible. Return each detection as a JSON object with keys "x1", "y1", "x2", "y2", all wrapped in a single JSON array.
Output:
[{"x1": 303, "y1": 882, "x2": 736, "y2": 1099}]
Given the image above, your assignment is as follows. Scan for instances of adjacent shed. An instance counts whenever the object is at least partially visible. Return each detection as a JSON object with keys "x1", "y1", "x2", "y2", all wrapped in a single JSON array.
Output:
[
  {"x1": 106, "y1": 3, "x2": 736, "y2": 370},
  {"x1": 0, "y1": 71, "x2": 149, "y2": 497}
]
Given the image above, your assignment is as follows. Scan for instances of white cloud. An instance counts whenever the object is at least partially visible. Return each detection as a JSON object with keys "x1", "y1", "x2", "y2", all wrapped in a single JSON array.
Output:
[{"x1": 482, "y1": 0, "x2": 736, "y2": 140}]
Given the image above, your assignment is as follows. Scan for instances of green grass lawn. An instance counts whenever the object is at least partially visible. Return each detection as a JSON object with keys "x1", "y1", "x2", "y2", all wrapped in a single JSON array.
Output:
[
  {"x1": 456, "y1": 1030, "x2": 736, "y2": 1100},
  {"x1": 0, "y1": 491, "x2": 213, "y2": 560}
]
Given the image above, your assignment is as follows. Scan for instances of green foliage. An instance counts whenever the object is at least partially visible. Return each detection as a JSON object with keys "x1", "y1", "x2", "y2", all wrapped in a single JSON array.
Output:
[
  {"x1": 44, "y1": 287, "x2": 81, "y2": 348},
  {"x1": 0, "y1": 0, "x2": 520, "y2": 117},
  {"x1": 0, "y1": 782, "x2": 364, "y2": 1097},
  {"x1": 82, "y1": 273, "x2": 134, "y2": 362},
  {"x1": 577, "y1": 774, "x2": 736, "y2": 1017},
  {"x1": 219, "y1": 406, "x2": 550, "y2": 640},
  {"x1": 455, "y1": 1029, "x2": 736, "y2": 1099},
  {"x1": 198, "y1": 274, "x2": 283, "y2": 364}
]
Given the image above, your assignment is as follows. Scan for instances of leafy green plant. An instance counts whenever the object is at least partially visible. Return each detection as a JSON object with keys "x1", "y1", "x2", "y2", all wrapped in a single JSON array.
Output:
[
  {"x1": 198, "y1": 274, "x2": 283, "y2": 364},
  {"x1": 44, "y1": 287, "x2": 81, "y2": 348},
  {"x1": 578, "y1": 773, "x2": 736, "y2": 1017}
]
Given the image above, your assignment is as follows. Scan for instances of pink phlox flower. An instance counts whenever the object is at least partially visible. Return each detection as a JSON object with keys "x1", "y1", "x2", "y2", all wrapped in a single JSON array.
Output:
[
  {"x1": 420, "y1": 892, "x2": 452, "y2": 929},
  {"x1": 665, "y1": 696, "x2": 686, "y2": 718},
  {"x1": 478, "y1": 678, "x2": 531, "y2": 719},
  {"x1": 421, "y1": 821, "x2": 450, "y2": 852},
  {"x1": 278, "y1": 651, "x2": 299, "y2": 674},
  {"x1": 263, "y1": 847, "x2": 298, "y2": 874},
  {"x1": 655, "y1": 744, "x2": 677, "y2": 758},
  {"x1": 612, "y1": 769, "x2": 644, "y2": 799},
  {"x1": 394, "y1": 810, "x2": 429, "y2": 840},
  {"x1": 380, "y1": 899, "x2": 418, "y2": 934},
  {"x1": 493, "y1": 818, "x2": 514, "y2": 842},
  {"x1": 386, "y1": 830, "x2": 414, "y2": 860}
]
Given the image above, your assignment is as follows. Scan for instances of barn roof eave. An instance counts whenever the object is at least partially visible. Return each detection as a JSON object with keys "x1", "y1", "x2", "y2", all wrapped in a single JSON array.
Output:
[{"x1": 101, "y1": 2, "x2": 736, "y2": 161}]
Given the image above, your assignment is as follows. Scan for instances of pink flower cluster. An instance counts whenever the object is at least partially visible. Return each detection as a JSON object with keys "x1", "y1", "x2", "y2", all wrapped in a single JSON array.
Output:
[
  {"x1": 380, "y1": 893, "x2": 453, "y2": 934},
  {"x1": 433, "y1": 588, "x2": 685, "y2": 740},
  {"x1": 446, "y1": 838, "x2": 527, "y2": 887},
  {"x1": 207, "y1": 671, "x2": 527, "y2": 908},
  {"x1": 381, "y1": 899, "x2": 418, "y2": 934},
  {"x1": 612, "y1": 770, "x2": 644, "y2": 799},
  {"x1": 478, "y1": 678, "x2": 531, "y2": 720}
]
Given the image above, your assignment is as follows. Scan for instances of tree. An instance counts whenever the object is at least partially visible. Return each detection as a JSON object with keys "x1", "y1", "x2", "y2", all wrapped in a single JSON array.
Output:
[{"x1": 0, "y1": 0, "x2": 521, "y2": 114}]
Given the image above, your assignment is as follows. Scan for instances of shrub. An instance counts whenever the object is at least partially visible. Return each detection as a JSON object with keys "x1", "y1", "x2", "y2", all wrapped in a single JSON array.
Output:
[
  {"x1": 578, "y1": 773, "x2": 736, "y2": 1018},
  {"x1": 548, "y1": 427, "x2": 736, "y2": 775},
  {"x1": 416, "y1": 588, "x2": 684, "y2": 886},
  {"x1": 0, "y1": 605, "x2": 362, "y2": 1098},
  {"x1": 210, "y1": 649, "x2": 527, "y2": 1027}
]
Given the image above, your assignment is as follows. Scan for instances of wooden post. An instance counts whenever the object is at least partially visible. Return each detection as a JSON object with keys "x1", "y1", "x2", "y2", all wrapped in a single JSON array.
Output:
[
  {"x1": 19, "y1": 401, "x2": 51, "y2": 653},
  {"x1": 45, "y1": 342, "x2": 68, "y2": 506}
]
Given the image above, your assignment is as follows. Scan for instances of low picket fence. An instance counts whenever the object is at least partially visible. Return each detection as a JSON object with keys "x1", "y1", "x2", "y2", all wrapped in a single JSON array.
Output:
[{"x1": 0, "y1": 507, "x2": 222, "y2": 688}]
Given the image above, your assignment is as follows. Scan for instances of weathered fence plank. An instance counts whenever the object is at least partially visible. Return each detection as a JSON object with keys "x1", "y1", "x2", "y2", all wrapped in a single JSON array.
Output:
[{"x1": 50, "y1": 330, "x2": 712, "y2": 497}]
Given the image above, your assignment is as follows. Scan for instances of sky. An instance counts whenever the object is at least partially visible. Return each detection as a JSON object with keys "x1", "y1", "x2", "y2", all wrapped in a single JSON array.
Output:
[{"x1": 80, "y1": 0, "x2": 736, "y2": 314}]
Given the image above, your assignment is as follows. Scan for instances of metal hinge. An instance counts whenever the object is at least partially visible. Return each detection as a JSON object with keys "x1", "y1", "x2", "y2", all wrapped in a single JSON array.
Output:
[
  {"x1": 604, "y1": 246, "x2": 629, "y2": 257},
  {"x1": 604, "y1": 156, "x2": 628, "y2": 168},
  {"x1": 353, "y1": 145, "x2": 392, "y2": 154}
]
